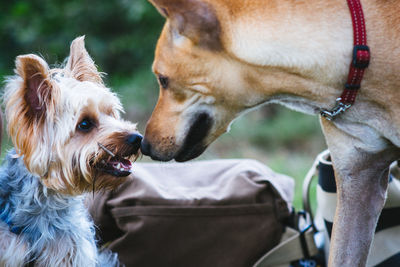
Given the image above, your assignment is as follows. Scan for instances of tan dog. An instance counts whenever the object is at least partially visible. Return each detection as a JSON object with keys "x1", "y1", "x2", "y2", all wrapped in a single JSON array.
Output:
[{"x1": 140, "y1": 0, "x2": 400, "y2": 266}]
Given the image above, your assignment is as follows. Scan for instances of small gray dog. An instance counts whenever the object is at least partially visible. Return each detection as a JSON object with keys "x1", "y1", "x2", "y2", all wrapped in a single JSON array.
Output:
[{"x1": 0, "y1": 36, "x2": 141, "y2": 266}]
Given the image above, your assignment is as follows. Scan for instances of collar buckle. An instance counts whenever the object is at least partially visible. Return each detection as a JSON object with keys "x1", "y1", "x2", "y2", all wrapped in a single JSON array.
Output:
[{"x1": 320, "y1": 98, "x2": 352, "y2": 121}]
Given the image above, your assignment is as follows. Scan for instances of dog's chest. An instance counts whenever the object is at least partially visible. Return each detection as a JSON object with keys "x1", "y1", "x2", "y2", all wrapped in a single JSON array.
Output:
[{"x1": 0, "y1": 154, "x2": 98, "y2": 266}]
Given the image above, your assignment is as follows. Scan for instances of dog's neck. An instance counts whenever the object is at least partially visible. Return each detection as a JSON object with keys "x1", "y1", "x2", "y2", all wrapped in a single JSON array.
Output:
[
  {"x1": 0, "y1": 150, "x2": 97, "y2": 266},
  {"x1": 221, "y1": 0, "x2": 353, "y2": 112}
]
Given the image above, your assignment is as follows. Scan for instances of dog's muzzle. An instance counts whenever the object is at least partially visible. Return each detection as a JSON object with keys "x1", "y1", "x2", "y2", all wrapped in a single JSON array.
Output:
[{"x1": 141, "y1": 113, "x2": 213, "y2": 162}]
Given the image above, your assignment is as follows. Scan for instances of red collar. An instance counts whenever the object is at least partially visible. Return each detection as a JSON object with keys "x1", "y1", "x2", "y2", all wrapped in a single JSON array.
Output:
[{"x1": 321, "y1": 0, "x2": 370, "y2": 120}]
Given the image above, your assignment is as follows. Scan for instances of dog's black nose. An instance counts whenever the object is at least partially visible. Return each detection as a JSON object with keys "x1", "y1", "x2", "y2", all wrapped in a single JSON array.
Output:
[{"x1": 126, "y1": 133, "x2": 143, "y2": 153}]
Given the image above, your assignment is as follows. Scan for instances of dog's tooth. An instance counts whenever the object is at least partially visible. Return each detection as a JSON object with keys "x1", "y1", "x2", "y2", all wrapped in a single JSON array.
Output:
[{"x1": 116, "y1": 163, "x2": 121, "y2": 169}]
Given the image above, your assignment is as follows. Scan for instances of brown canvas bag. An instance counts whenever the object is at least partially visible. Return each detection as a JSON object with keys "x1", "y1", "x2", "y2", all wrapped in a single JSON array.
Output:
[{"x1": 87, "y1": 159, "x2": 294, "y2": 267}]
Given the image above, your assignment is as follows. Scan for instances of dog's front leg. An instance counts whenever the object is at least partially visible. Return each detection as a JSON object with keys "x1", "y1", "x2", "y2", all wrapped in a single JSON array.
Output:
[{"x1": 320, "y1": 118, "x2": 398, "y2": 267}]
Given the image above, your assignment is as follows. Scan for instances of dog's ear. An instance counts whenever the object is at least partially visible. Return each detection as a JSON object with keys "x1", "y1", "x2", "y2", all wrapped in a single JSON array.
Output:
[
  {"x1": 16, "y1": 54, "x2": 54, "y2": 119},
  {"x1": 149, "y1": 0, "x2": 222, "y2": 50},
  {"x1": 65, "y1": 36, "x2": 103, "y2": 84}
]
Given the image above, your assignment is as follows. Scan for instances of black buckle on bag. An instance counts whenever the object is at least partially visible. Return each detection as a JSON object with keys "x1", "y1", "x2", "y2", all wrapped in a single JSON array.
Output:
[
  {"x1": 299, "y1": 224, "x2": 313, "y2": 259},
  {"x1": 352, "y1": 45, "x2": 370, "y2": 69}
]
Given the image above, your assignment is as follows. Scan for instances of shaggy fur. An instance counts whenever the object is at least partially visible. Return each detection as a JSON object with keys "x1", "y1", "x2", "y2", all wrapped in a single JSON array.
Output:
[
  {"x1": 0, "y1": 152, "x2": 118, "y2": 266},
  {"x1": 0, "y1": 36, "x2": 141, "y2": 266}
]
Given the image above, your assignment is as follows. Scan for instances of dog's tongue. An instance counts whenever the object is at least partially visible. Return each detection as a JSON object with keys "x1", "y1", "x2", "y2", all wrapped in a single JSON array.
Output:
[
  {"x1": 110, "y1": 158, "x2": 132, "y2": 172},
  {"x1": 101, "y1": 157, "x2": 132, "y2": 177}
]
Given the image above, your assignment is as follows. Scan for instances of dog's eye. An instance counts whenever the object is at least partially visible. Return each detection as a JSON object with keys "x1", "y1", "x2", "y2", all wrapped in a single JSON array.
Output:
[
  {"x1": 158, "y1": 75, "x2": 169, "y2": 89},
  {"x1": 77, "y1": 118, "x2": 94, "y2": 132}
]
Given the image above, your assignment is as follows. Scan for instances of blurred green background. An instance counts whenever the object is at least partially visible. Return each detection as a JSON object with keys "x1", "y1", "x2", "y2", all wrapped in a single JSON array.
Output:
[{"x1": 0, "y1": 0, "x2": 327, "y2": 209}]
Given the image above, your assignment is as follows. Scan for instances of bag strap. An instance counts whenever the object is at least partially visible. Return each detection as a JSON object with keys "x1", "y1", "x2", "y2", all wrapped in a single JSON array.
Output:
[
  {"x1": 254, "y1": 151, "x2": 329, "y2": 267},
  {"x1": 253, "y1": 225, "x2": 318, "y2": 267},
  {"x1": 302, "y1": 150, "x2": 331, "y2": 223}
]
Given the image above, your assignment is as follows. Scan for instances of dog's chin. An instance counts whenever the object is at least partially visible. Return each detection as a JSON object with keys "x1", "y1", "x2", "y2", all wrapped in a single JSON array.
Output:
[
  {"x1": 174, "y1": 143, "x2": 208, "y2": 162},
  {"x1": 174, "y1": 112, "x2": 213, "y2": 162},
  {"x1": 90, "y1": 164, "x2": 133, "y2": 191},
  {"x1": 89, "y1": 173, "x2": 128, "y2": 192},
  {"x1": 142, "y1": 144, "x2": 207, "y2": 162}
]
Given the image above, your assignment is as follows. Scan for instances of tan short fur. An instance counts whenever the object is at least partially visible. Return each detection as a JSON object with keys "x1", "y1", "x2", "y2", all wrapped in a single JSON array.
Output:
[{"x1": 142, "y1": 1, "x2": 400, "y2": 266}]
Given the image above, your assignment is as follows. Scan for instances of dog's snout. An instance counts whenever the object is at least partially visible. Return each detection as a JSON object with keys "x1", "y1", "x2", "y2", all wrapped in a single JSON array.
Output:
[
  {"x1": 126, "y1": 133, "x2": 143, "y2": 153},
  {"x1": 140, "y1": 138, "x2": 174, "y2": 161}
]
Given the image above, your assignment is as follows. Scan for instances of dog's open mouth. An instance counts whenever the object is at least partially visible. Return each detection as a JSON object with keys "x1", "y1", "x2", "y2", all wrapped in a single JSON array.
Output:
[
  {"x1": 98, "y1": 157, "x2": 132, "y2": 177},
  {"x1": 94, "y1": 142, "x2": 140, "y2": 177}
]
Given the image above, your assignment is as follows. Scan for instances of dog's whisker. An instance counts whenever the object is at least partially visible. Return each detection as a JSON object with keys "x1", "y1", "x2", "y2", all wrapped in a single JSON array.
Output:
[
  {"x1": 92, "y1": 174, "x2": 96, "y2": 197},
  {"x1": 97, "y1": 143, "x2": 115, "y2": 157}
]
